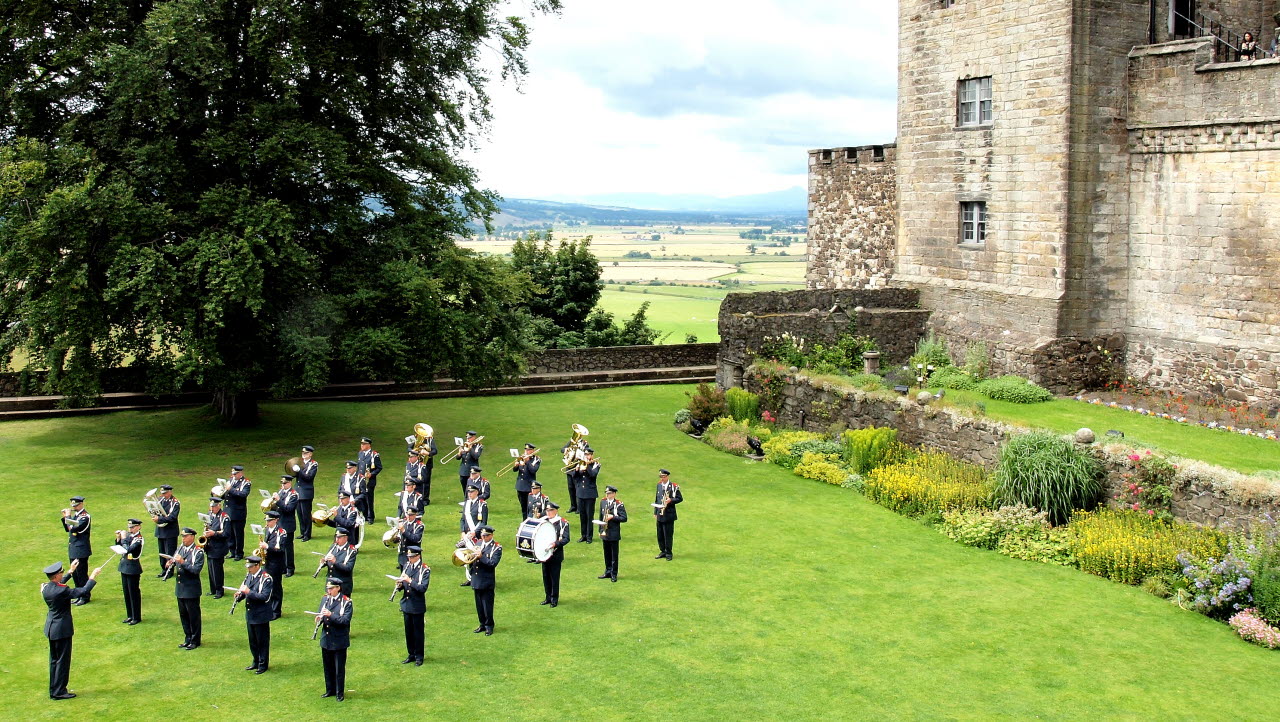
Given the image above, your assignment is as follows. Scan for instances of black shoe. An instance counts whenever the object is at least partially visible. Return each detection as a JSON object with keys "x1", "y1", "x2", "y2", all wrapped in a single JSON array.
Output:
[
  {"x1": 255, "y1": 668, "x2": 267, "y2": 675},
  {"x1": 284, "y1": 571, "x2": 294, "y2": 578},
  {"x1": 473, "y1": 626, "x2": 484, "y2": 633},
  {"x1": 460, "y1": 581, "x2": 470, "y2": 587},
  {"x1": 611, "y1": 576, "x2": 617, "y2": 582},
  {"x1": 336, "y1": 694, "x2": 344, "y2": 702},
  {"x1": 179, "y1": 642, "x2": 191, "y2": 649},
  {"x1": 414, "y1": 659, "x2": 423, "y2": 666},
  {"x1": 185, "y1": 644, "x2": 200, "y2": 650},
  {"x1": 300, "y1": 537, "x2": 311, "y2": 543},
  {"x1": 597, "y1": 573, "x2": 610, "y2": 579},
  {"x1": 321, "y1": 692, "x2": 334, "y2": 698},
  {"x1": 401, "y1": 657, "x2": 414, "y2": 664},
  {"x1": 484, "y1": 628, "x2": 493, "y2": 636},
  {"x1": 665, "y1": 555, "x2": 673, "y2": 560},
  {"x1": 568, "y1": 508, "x2": 577, "y2": 514},
  {"x1": 205, "y1": 591, "x2": 215, "y2": 596},
  {"x1": 51, "y1": 693, "x2": 76, "y2": 700},
  {"x1": 539, "y1": 599, "x2": 551, "y2": 605},
  {"x1": 128, "y1": 619, "x2": 140, "y2": 625},
  {"x1": 525, "y1": 559, "x2": 537, "y2": 563},
  {"x1": 155, "y1": 573, "x2": 166, "y2": 578},
  {"x1": 245, "y1": 665, "x2": 257, "y2": 671},
  {"x1": 213, "y1": 593, "x2": 223, "y2": 599},
  {"x1": 550, "y1": 601, "x2": 558, "y2": 607},
  {"x1": 655, "y1": 553, "x2": 667, "y2": 559},
  {"x1": 584, "y1": 539, "x2": 593, "y2": 544},
  {"x1": 122, "y1": 618, "x2": 132, "y2": 624}
]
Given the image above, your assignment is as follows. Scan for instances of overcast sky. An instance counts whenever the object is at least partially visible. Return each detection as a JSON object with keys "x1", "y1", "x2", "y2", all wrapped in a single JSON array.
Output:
[{"x1": 471, "y1": 0, "x2": 898, "y2": 201}]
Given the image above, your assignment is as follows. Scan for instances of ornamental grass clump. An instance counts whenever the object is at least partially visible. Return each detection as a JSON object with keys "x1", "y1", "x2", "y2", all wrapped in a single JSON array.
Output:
[
  {"x1": 841, "y1": 426, "x2": 912, "y2": 475},
  {"x1": 993, "y1": 431, "x2": 1103, "y2": 525},
  {"x1": 865, "y1": 452, "x2": 992, "y2": 517},
  {"x1": 1068, "y1": 509, "x2": 1228, "y2": 585},
  {"x1": 725, "y1": 388, "x2": 760, "y2": 423},
  {"x1": 794, "y1": 452, "x2": 852, "y2": 486}
]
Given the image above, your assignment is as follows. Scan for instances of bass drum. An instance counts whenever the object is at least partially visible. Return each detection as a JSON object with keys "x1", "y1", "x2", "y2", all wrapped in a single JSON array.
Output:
[{"x1": 515, "y1": 518, "x2": 557, "y2": 562}]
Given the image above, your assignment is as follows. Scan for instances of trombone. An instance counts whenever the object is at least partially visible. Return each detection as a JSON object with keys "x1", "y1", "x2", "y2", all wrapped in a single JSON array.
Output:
[
  {"x1": 561, "y1": 455, "x2": 600, "y2": 474},
  {"x1": 439, "y1": 435, "x2": 483, "y2": 465},
  {"x1": 496, "y1": 447, "x2": 537, "y2": 478}
]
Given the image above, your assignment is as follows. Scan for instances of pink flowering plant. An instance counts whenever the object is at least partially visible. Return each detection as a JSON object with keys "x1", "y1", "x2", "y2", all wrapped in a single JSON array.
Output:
[
  {"x1": 1229, "y1": 608, "x2": 1280, "y2": 649},
  {"x1": 1114, "y1": 450, "x2": 1175, "y2": 522}
]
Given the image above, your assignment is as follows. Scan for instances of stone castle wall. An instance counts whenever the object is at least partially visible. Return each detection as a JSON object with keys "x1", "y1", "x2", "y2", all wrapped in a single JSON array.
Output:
[
  {"x1": 806, "y1": 144, "x2": 897, "y2": 290},
  {"x1": 1125, "y1": 40, "x2": 1280, "y2": 408}
]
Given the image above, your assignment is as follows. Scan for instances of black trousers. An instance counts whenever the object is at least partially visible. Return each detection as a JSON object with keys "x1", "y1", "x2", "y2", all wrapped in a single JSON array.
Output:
[
  {"x1": 365, "y1": 480, "x2": 377, "y2": 520},
  {"x1": 459, "y1": 476, "x2": 469, "y2": 498},
  {"x1": 403, "y1": 612, "x2": 425, "y2": 661},
  {"x1": 230, "y1": 518, "x2": 247, "y2": 558},
  {"x1": 157, "y1": 537, "x2": 177, "y2": 574},
  {"x1": 268, "y1": 568, "x2": 284, "y2": 618},
  {"x1": 657, "y1": 520, "x2": 676, "y2": 556},
  {"x1": 542, "y1": 554, "x2": 563, "y2": 602},
  {"x1": 566, "y1": 474, "x2": 577, "y2": 511},
  {"x1": 577, "y1": 498, "x2": 597, "y2": 540},
  {"x1": 298, "y1": 499, "x2": 313, "y2": 540},
  {"x1": 206, "y1": 556, "x2": 225, "y2": 596},
  {"x1": 70, "y1": 557, "x2": 90, "y2": 601},
  {"x1": 517, "y1": 490, "x2": 529, "y2": 520},
  {"x1": 322, "y1": 648, "x2": 347, "y2": 695},
  {"x1": 177, "y1": 596, "x2": 202, "y2": 645},
  {"x1": 282, "y1": 530, "x2": 296, "y2": 573},
  {"x1": 473, "y1": 587, "x2": 495, "y2": 629},
  {"x1": 122, "y1": 574, "x2": 142, "y2": 621},
  {"x1": 422, "y1": 465, "x2": 432, "y2": 504},
  {"x1": 603, "y1": 539, "x2": 619, "y2": 577},
  {"x1": 248, "y1": 621, "x2": 270, "y2": 670},
  {"x1": 48, "y1": 637, "x2": 72, "y2": 697}
]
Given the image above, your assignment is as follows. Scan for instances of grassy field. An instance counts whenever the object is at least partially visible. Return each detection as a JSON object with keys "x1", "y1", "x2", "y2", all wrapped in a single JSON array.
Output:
[
  {"x1": 597, "y1": 289, "x2": 721, "y2": 343},
  {"x1": 7, "y1": 385, "x2": 1280, "y2": 718},
  {"x1": 932, "y1": 388, "x2": 1280, "y2": 474}
]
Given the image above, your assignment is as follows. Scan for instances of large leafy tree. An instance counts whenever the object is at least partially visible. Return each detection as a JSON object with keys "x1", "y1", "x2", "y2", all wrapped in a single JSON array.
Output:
[
  {"x1": 510, "y1": 230, "x2": 602, "y2": 333},
  {"x1": 0, "y1": 0, "x2": 559, "y2": 423}
]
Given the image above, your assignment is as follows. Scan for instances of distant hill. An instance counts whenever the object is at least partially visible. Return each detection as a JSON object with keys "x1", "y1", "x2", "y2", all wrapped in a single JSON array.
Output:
[
  {"x1": 486, "y1": 193, "x2": 806, "y2": 230},
  {"x1": 547, "y1": 188, "x2": 807, "y2": 214}
]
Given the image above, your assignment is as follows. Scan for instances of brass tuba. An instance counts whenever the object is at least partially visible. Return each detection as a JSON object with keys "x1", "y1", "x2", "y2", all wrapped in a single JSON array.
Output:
[{"x1": 406, "y1": 423, "x2": 434, "y2": 458}]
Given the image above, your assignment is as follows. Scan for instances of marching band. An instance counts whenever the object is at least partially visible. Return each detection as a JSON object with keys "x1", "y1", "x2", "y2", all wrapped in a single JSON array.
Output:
[{"x1": 39, "y1": 422, "x2": 689, "y2": 703}]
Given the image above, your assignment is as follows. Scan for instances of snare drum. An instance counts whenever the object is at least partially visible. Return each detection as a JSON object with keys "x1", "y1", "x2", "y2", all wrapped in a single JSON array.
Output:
[{"x1": 515, "y1": 518, "x2": 557, "y2": 562}]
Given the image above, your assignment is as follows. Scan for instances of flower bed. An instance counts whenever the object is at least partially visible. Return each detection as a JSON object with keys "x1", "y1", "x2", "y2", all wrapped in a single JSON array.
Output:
[{"x1": 1074, "y1": 392, "x2": 1279, "y2": 443}]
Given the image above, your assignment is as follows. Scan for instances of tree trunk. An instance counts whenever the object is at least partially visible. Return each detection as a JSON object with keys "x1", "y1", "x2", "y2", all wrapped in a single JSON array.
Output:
[{"x1": 212, "y1": 389, "x2": 260, "y2": 427}]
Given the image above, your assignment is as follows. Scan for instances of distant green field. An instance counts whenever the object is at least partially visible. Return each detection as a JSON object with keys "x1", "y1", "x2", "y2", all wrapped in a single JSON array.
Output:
[{"x1": 597, "y1": 289, "x2": 723, "y2": 343}]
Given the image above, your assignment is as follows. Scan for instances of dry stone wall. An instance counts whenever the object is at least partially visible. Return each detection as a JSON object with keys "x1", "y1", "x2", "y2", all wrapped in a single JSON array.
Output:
[{"x1": 806, "y1": 144, "x2": 897, "y2": 290}]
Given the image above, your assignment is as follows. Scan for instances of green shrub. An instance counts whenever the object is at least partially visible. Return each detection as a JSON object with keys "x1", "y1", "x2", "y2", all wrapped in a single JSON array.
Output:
[
  {"x1": 908, "y1": 330, "x2": 952, "y2": 373},
  {"x1": 962, "y1": 340, "x2": 990, "y2": 381},
  {"x1": 684, "y1": 382, "x2": 727, "y2": 422},
  {"x1": 976, "y1": 374, "x2": 1053, "y2": 404},
  {"x1": 762, "y1": 430, "x2": 823, "y2": 469},
  {"x1": 847, "y1": 373, "x2": 887, "y2": 391},
  {"x1": 865, "y1": 452, "x2": 992, "y2": 517},
  {"x1": 725, "y1": 388, "x2": 760, "y2": 423},
  {"x1": 929, "y1": 366, "x2": 979, "y2": 391},
  {"x1": 1068, "y1": 509, "x2": 1228, "y2": 585},
  {"x1": 993, "y1": 431, "x2": 1102, "y2": 525},
  {"x1": 673, "y1": 408, "x2": 692, "y2": 424},
  {"x1": 841, "y1": 426, "x2": 911, "y2": 475},
  {"x1": 703, "y1": 417, "x2": 752, "y2": 456},
  {"x1": 808, "y1": 334, "x2": 878, "y2": 373},
  {"x1": 998, "y1": 523, "x2": 1072, "y2": 565},
  {"x1": 939, "y1": 507, "x2": 1003, "y2": 549},
  {"x1": 938, "y1": 504, "x2": 1071, "y2": 564},
  {"x1": 782, "y1": 439, "x2": 844, "y2": 470},
  {"x1": 1251, "y1": 567, "x2": 1280, "y2": 626},
  {"x1": 808, "y1": 361, "x2": 843, "y2": 376},
  {"x1": 794, "y1": 452, "x2": 852, "y2": 486}
]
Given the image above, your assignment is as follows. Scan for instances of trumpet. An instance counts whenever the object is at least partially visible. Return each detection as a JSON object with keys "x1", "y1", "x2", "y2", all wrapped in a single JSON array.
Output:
[{"x1": 439, "y1": 435, "x2": 483, "y2": 465}]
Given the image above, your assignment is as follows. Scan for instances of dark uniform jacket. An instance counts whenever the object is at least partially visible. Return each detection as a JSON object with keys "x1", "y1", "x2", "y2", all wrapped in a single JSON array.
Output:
[
  {"x1": 155, "y1": 497, "x2": 181, "y2": 539},
  {"x1": 328, "y1": 544, "x2": 358, "y2": 580},
  {"x1": 173, "y1": 543, "x2": 206, "y2": 598},
  {"x1": 547, "y1": 516, "x2": 571, "y2": 559},
  {"x1": 264, "y1": 526, "x2": 287, "y2": 574},
  {"x1": 514, "y1": 455, "x2": 541, "y2": 493},
  {"x1": 63, "y1": 510, "x2": 92, "y2": 558},
  {"x1": 654, "y1": 480, "x2": 684, "y2": 522},
  {"x1": 574, "y1": 462, "x2": 601, "y2": 500},
  {"x1": 419, "y1": 438, "x2": 438, "y2": 468},
  {"x1": 339, "y1": 474, "x2": 367, "y2": 507},
  {"x1": 527, "y1": 492, "x2": 549, "y2": 519},
  {"x1": 296, "y1": 459, "x2": 318, "y2": 501},
  {"x1": 398, "y1": 491, "x2": 424, "y2": 517},
  {"x1": 458, "y1": 442, "x2": 483, "y2": 477},
  {"x1": 43, "y1": 578, "x2": 97, "y2": 640},
  {"x1": 335, "y1": 503, "x2": 361, "y2": 532},
  {"x1": 357, "y1": 449, "x2": 382, "y2": 485},
  {"x1": 398, "y1": 561, "x2": 431, "y2": 615},
  {"x1": 459, "y1": 499, "x2": 488, "y2": 533},
  {"x1": 469, "y1": 540, "x2": 502, "y2": 590},
  {"x1": 225, "y1": 478, "x2": 252, "y2": 520},
  {"x1": 275, "y1": 489, "x2": 300, "y2": 532},
  {"x1": 242, "y1": 571, "x2": 274, "y2": 624},
  {"x1": 206, "y1": 511, "x2": 230, "y2": 558},
  {"x1": 119, "y1": 532, "x2": 144, "y2": 574},
  {"x1": 405, "y1": 461, "x2": 427, "y2": 490},
  {"x1": 399, "y1": 519, "x2": 424, "y2": 553},
  {"x1": 318, "y1": 593, "x2": 352, "y2": 650},
  {"x1": 599, "y1": 499, "x2": 628, "y2": 541}
]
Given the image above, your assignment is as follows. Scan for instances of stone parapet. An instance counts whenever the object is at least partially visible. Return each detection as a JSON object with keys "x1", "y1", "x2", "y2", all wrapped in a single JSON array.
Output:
[{"x1": 806, "y1": 144, "x2": 897, "y2": 290}]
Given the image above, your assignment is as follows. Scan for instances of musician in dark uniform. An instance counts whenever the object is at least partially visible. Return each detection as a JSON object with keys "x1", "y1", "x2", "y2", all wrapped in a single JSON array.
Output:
[
  {"x1": 338, "y1": 462, "x2": 367, "y2": 517},
  {"x1": 263, "y1": 511, "x2": 287, "y2": 618},
  {"x1": 357, "y1": 436, "x2": 382, "y2": 521},
  {"x1": 316, "y1": 577, "x2": 352, "y2": 701},
  {"x1": 527, "y1": 481, "x2": 549, "y2": 520},
  {"x1": 399, "y1": 478, "x2": 424, "y2": 518},
  {"x1": 42, "y1": 560, "x2": 101, "y2": 700},
  {"x1": 456, "y1": 430, "x2": 483, "y2": 497},
  {"x1": 224, "y1": 466, "x2": 251, "y2": 560},
  {"x1": 295, "y1": 445, "x2": 318, "y2": 541},
  {"x1": 204, "y1": 497, "x2": 230, "y2": 599},
  {"x1": 274, "y1": 476, "x2": 300, "y2": 576},
  {"x1": 573, "y1": 449, "x2": 601, "y2": 543},
  {"x1": 237, "y1": 554, "x2": 273, "y2": 674},
  {"x1": 172, "y1": 527, "x2": 206, "y2": 649},
  {"x1": 597, "y1": 485, "x2": 628, "y2": 582},
  {"x1": 334, "y1": 491, "x2": 360, "y2": 537},
  {"x1": 561, "y1": 435, "x2": 588, "y2": 513},
  {"x1": 470, "y1": 526, "x2": 502, "y2": 635},
  {"x1": 404, "y1": 449, "x2": 427, "y2": 509},
  {"x1": 152, "y1": 484, "x2": 180, "y2": 576},
  {"x1": 540, "y1": 502, "x2": 571, "y2": 607},
  {"x1": 654, "y1": 468, "x2": 684, "y2": 560},
  {"x1": 323, "y1": 528, "x2": 358, "y2": 597},
  {"x1": 397, "y1": 507, "x2": 424, "y2": 570},
  {"x1": 513, "y1": 443, "x2": 541, "y2": 519},
  {"x1": 417, "y1": 434, "x2": 437, "y2": 505},
  {"x1": 459, "y1": 483, "x2": 488, "y2": 533},
  {"x1": 116, "y1": 518, "x2": 144, "y2": 623},
  {"x1": 396, "y1": 546, "x2": 431, "y2": 666},
  {"x1": 61, "y1": 496, "x2": 92, "y2": 603},
  {"x1": 466, "y1": 466, "x2": 491, "y2": 501}
]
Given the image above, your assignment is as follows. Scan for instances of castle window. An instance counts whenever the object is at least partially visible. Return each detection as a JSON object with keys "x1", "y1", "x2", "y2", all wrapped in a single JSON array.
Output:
[
  {"x1": 940, "y1": 0, "x2": 955, "y2": 7},
  {"x1": 958, "y1": 77, "x2": 992, "y2": 126},
  {"x1": 960, "y1": 202, "x2": 986, "y2": 244}
]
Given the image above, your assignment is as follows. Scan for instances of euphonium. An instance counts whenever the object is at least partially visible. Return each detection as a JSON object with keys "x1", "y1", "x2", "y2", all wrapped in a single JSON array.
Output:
[{"x1": 143, "y1": 488, "x2": 165, "y2": 524}]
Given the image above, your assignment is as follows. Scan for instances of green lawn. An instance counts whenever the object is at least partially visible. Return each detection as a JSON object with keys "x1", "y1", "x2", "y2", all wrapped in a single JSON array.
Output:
[
  {"x1": 597, "y1": 283, "x2": 802, "y2": 343},
  {"x1": 6, "y1": 385, "x2": 1280, "y2": 718},
  {"x1": 933, "y1": 388, "x2": 1280, "y2": 474}
]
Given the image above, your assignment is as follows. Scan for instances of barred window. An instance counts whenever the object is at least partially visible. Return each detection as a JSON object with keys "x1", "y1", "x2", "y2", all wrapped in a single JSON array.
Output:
[
  {"x1": 958, "y1": 77, "x2": 992, "y2": 126},
  {"x1": 960, "y1": 202, "x2": 986, "y2": 245}
]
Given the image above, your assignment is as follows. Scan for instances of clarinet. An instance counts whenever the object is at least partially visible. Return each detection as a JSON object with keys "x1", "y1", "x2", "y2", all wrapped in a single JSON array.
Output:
[
  {"x1": 313, "y1": 543, "x2": 337, "y2": 578},
  {"x1": 229, "y1": 573, "x2": 251, "y2": 615}
]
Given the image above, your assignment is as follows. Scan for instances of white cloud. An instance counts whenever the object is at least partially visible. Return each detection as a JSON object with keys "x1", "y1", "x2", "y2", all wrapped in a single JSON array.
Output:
[{"x1": 471, "y1": 0, "x2": 898, "y2": 200}]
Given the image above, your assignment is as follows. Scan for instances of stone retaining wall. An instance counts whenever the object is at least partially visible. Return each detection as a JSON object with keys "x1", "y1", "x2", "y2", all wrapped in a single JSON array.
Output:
[{"x1": 748, "y1": 371, "x2": 1278, "y2": 531}]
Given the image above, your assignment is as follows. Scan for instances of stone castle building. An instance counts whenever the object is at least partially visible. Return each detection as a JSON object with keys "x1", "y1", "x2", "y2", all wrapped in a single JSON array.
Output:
[{"x1": 806, "y1": 0, "x2": 1280, "y2": 406}]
